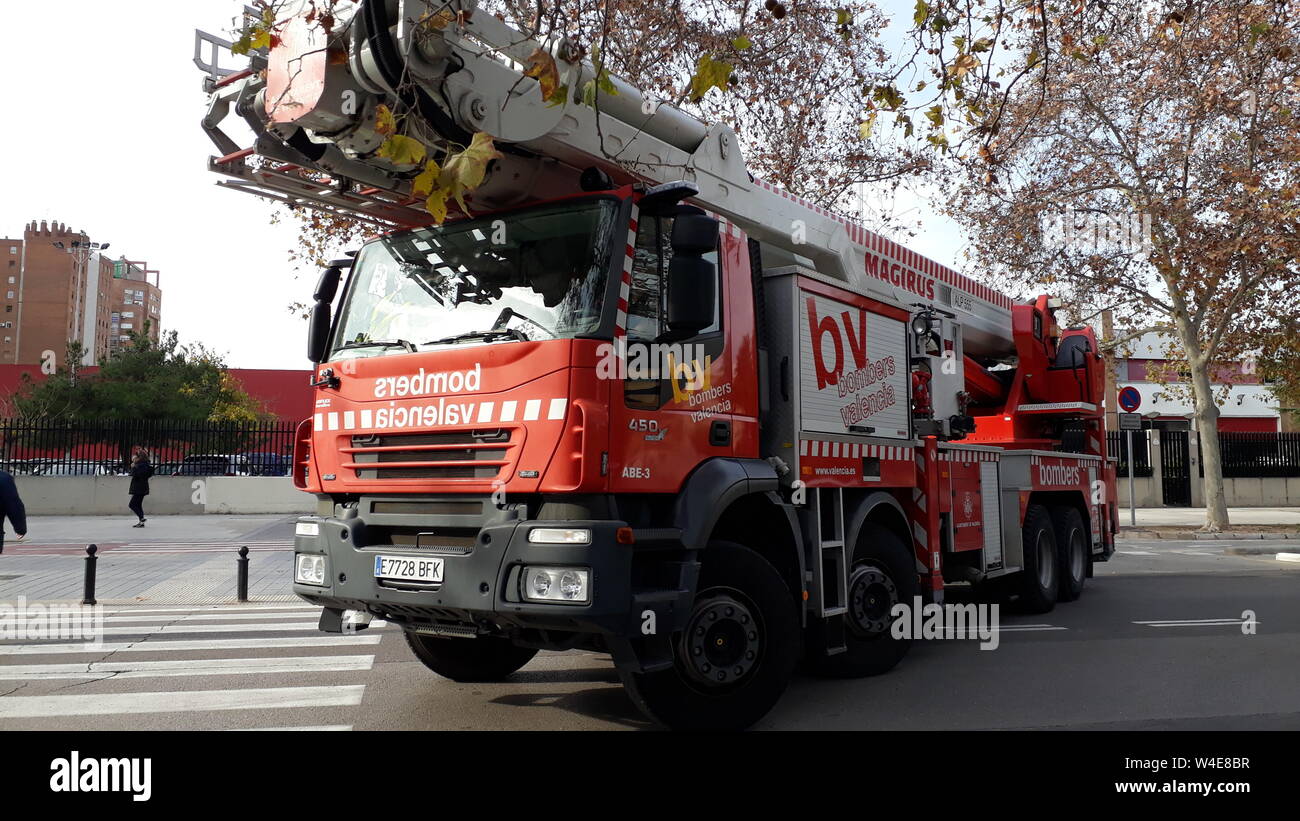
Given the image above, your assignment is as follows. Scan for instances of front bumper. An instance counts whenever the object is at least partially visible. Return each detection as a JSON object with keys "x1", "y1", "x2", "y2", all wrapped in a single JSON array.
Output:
[{"x1": 293, "y1": 512, "x2": 691, "y2": 640}]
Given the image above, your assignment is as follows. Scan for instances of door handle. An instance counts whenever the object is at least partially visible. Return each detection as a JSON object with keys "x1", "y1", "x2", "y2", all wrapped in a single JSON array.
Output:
[{"x1": 709, "y1": 420, "x2": 731, "y2": 447}]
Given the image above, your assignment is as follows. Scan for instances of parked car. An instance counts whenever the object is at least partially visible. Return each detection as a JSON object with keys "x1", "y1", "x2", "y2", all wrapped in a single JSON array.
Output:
[
  {"x1": 238, "y1": 451, "x2": 290, "y2": 477},
  {"x1": 34, "y1": 460, "x2": 113, "y2": 477},
  {"x1": 172, "y1": 454, "x2": 241, "y2": 476}
]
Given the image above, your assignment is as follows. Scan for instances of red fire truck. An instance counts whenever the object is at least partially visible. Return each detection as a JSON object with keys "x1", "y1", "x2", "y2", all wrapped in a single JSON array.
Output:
[{"x1": 197, "y1": 0, "x2": 1117, "y2": 730}]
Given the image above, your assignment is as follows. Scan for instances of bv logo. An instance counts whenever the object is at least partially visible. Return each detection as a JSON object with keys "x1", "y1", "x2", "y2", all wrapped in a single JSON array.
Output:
[{"x1": 807, "y1": 297, "x2": 871, "y2": 390}]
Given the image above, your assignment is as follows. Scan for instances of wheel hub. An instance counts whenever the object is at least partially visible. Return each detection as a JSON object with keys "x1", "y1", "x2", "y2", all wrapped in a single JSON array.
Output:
[
  {"x1": 682, "y1": 594, "x2": 761, "y2": 687},
  {"x1": 846, "y1": 564, "x2": 898, "y2": 638}
]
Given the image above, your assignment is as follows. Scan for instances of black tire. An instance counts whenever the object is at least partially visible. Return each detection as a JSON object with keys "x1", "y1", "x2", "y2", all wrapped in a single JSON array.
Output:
[
  {"x1": 811, "y1": 523, "x2": 917, "y2": 678},
  {"x1": 1017, "y1": 504, "x2": 1058, "y2": 614},
  {"x1": 404, "y1": 632, "x2": 538, "y2": 682},
  {"x1": 1051, "y1": 506, "x2": 1087, "y2": 602},
  {"x1": 619, "y1": 541, "x2": 800, "y2": 731}
]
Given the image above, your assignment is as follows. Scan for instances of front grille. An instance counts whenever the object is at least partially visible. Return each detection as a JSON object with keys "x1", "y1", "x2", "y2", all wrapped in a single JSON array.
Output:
[{"x1": 343, "y1": 429, "x2": 514, "y2": 481}]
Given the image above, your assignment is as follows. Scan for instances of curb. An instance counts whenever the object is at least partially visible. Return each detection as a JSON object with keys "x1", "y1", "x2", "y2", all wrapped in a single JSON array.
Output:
[{"x1": 1118, "y1": 530, "x2": 1300, "y2": 541}]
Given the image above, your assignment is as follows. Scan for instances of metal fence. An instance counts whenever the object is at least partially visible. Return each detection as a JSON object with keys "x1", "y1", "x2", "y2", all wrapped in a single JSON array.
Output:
[
  {"x1": 0, "y1": 418, "x2": 299, "y2": 477},
  {"x1": 1212, "y1": 432, "x2": 1300, "y2": 478},
  {"x1": 1106, "y1": 430, "x2": 1153, "y2": 477}
]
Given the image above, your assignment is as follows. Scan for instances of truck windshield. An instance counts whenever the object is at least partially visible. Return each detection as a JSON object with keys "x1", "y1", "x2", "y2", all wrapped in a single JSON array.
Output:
[{"x1": 331, "y1": 198, "x2": 619, "y2": 358}]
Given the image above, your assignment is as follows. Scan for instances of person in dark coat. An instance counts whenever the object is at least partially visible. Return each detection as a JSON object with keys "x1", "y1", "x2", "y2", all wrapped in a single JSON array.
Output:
[
  {"x1": 128, "y1": 450, "x2": 155, "y2": 528},
  {"x1": 0, "y1": 468, "x2": 27, "y2": 554}
]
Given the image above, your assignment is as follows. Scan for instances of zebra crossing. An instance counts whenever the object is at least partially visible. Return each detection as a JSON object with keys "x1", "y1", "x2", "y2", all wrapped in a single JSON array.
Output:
[{"x1": 0, "y1": 602, "x2": 389, "y2": 730}]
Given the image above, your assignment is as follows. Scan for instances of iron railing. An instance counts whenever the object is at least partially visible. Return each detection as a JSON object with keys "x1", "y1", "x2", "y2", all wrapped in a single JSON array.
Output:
[{"x1": 0, "y1": 418, "x2": 300, "y2": 477}]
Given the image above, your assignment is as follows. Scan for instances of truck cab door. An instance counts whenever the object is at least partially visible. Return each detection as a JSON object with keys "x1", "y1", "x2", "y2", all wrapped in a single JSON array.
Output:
[{"x1": 609, "y1": 212, "x2": 732, "y2": 492}]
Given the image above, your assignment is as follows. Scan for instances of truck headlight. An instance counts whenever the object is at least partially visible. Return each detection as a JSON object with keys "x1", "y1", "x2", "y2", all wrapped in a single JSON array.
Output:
[
  {"x1": 295, "y1": 521, "x2": 320, "y2": 537},
  {"x1": 522, "y1": 567, "x2": 590, "y2": 603},
  {"x1": 295, "y1": 554, "x2": 327, "y2": 586},
  {"x1": 527, "y1": 528, "x2": 591, "y2": 545}
]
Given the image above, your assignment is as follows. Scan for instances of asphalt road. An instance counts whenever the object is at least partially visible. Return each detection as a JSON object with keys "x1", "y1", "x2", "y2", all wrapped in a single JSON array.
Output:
[{"x1": 0, "y1": 539, "x2": 1297, "y2": 731}]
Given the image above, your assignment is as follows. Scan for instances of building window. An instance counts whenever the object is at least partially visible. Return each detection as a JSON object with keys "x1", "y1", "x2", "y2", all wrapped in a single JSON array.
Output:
[
  {"x1": 5, "y1": 291, "x2": 11, "y2": 299},
  {"x1": 121, "y1": 323, "x2": 133, "y2": 330},
  {"x1": 5, "y1": 306, "x2": 10, "y2": 313},
  {"x1": 6, "y1": 277, "x2": 11, "y2": 283},
  {"x1": 8, "y1": 247, "x2": 15, "y2": 254}
]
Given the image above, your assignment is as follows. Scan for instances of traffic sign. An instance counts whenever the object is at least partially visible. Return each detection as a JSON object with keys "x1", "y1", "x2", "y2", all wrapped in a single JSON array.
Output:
[
  {"x1": 1118, "y1": 386, "x2": 1141, "y2": 412},
  {"x1": 1118, "y1": 413, "x2": 1142, "y2": 431}
]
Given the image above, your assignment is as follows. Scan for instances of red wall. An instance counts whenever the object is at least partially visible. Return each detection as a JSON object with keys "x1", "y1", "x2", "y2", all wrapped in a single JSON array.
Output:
[
  {"x1": 0, "y1": 364, "x2": 312, "y2": 421},
  {"x1": 1218, "y1": 417, "x2": 1278, "y2": 433}
]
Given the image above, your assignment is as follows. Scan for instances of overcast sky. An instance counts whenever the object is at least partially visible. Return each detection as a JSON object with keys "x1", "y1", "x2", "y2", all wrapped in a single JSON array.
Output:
[{"x1": 0, "y1": 1, "x2": 964, "y2": 371}]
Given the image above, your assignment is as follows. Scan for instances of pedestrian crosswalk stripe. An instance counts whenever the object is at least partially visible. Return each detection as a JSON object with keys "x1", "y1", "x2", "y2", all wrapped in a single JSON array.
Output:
[
  {"x1": 230, "y1": 725, "x2": 353, "y2": 732},
  {"x1": 5, "y1": 611, "x2": 322, "y2": 626},
  {"x1": 0, "y1": 634, "x2": 382, "y2": 655},
  {"x1": 0, "y1": 655, "x2": 376, "y2": 681},
  {"x1": 0, "y1": 685, "x2": 367, "y2": 719},
  {"x1": 99, "y1": 611, "x2": 322, "y2": 623},
  {"x1": 98, "y1": 604, "x2": 316, "y2": 615},
  {"x1": 1, "y1": 621, "x2": 386, "y2": 637}
]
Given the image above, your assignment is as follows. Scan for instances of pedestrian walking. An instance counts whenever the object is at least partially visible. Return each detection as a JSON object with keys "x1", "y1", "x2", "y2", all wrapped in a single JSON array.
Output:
[
  {"x1": 0, "y1": 468, "x2": 27, "y2": 554},
  {"x1": 128, "y1": 450, "x2": 154, "y2": 528}
]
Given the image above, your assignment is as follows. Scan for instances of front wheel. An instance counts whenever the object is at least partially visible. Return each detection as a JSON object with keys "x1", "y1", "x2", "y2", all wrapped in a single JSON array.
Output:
[
  {"x1": 619, "y1": 542, "x2": 800, "y2": 731},
  {"x1": 404, "y1": 632, "x2": 538, "y2": 682}
]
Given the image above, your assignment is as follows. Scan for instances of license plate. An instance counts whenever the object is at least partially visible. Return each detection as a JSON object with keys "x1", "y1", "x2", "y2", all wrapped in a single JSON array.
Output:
[{"x1": 373, "y1": 555, "x2": 444, "y2": 583}]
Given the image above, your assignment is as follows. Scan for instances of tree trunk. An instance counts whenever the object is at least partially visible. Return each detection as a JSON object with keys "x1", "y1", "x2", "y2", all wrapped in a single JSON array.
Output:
[{"x1": 1186, "y1": 358, "x2": 1230, "y2": 531}]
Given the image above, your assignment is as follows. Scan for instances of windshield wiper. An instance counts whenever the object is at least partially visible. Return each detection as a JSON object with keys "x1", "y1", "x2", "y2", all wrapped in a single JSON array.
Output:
[
  {"x1": 335, "y1": 339, "x2": 417, "y2": 353},
  {"x1": 425, "y1": 328, "x2": 529, "y2": 345}
]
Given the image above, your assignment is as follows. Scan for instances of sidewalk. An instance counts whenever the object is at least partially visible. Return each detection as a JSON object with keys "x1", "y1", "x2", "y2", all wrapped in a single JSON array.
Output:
[
  {"x1": 1120, "y1": 507, "x2": 1300, "y2": 539},
  {"x1": 0, "y1": 514, "x2": 297, "y2": 605}
]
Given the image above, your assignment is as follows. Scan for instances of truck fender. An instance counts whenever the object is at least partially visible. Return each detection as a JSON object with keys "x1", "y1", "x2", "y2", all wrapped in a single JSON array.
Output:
[
  {"x1": 844, "y1": 491, "x2": 911, "y2": 563},
  {"x1": 672, "y1": 458, "x2": 780, "y2": 551}
]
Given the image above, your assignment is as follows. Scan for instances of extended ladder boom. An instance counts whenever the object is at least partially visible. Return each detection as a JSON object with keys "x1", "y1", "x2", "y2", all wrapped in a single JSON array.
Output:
[{"x1": 198, "y1": 0, "x2": 1015, "y2": 357}]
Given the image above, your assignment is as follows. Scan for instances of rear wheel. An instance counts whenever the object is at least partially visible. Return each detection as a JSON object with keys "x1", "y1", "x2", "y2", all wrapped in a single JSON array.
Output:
[
  {"x1": 404, "y1": 632, "x2": 538, "y2": 682},
  {"x1": 1051, "y1": 506, "x2": 1087, "y2": 602},
  {"x1": 1016, "y1": 504, "x2": 1058, "y2": 614},
  {"x1": 811, "y1": 523, "x2": 917, "y2": 678},
  {"x1": 619, "y1": 541, "x2": 800, "y2": 731}
]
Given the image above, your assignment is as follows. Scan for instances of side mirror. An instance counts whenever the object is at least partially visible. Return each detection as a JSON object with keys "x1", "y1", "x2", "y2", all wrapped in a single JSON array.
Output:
[
  {"x1": 313, "y1": 264, "x2": 343, "y2": 302},
  {"x1": 307, "y1": 301, "x2": 333, "y2": 364},
  {"x1": 670, "y1": 213, "x2": 718, "y2": 255},
  {"x1": 666, "y1": 255, "x2": 717, "y2": 339},
  {"x1": 307, "y1": 262, "x2": 348, "y2": 364},
  {"x1": 664, "y1": 214, "x2": 718, "y2": 340}
]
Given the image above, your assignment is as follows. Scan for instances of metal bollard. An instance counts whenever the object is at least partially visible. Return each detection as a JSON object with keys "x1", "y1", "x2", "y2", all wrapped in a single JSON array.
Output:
[
  {"x1": 82, "y1": 544, "x2": 98, "y2": 606},
  {"x1": 236, "y1": 546, "x2": 250, "y2": 602}
]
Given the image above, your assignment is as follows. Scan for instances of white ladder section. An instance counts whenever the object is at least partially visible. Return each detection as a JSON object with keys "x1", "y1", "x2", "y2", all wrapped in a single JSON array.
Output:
[{"x1": 804, "y1": 488, "x2": 849, "y2": 654}]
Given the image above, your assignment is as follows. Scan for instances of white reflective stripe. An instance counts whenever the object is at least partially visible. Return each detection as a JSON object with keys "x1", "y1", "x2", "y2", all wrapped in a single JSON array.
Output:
[
  {"x1": 313, "y1": 414, "x2": 323, "y2": 430},
  {"x1": 0, "y1": 686, "x2": 367, "y2": 719},
  {"x1": 547, "y1": 398, "x2": 567, "y2": 420},
  {"x1": 343, "y1": 411, "x2": 355, "y2": 430},
  {"x1": 360, "y1": 409, "x2": 373, "y2": 429},
  {"x1": 477, "y1": 402, "x2": 494, "y2": 423},
  {"x1": 499, "y1": 401, "x2": 517, "y2": 422},
  {"x1": 523, "y1": 399, "x2": 542, "y2": 421},
  {"x1": 799, "y1": 440, "x2": 809, "y2": 456},
  {"x1": 327, "y1": 412, "x2": 339, "y2": 431},
  {"x1": 832, "y1": 442, "x2": 840, "y2": 458}
]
